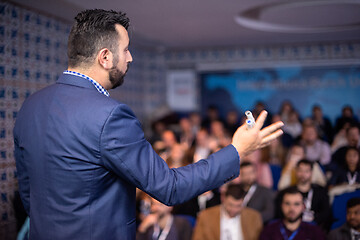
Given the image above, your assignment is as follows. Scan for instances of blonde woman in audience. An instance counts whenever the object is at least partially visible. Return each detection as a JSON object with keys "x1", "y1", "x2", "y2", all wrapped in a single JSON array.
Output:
[{"x1": 278, "y1": 144, "x2": 327, "y2": 190}]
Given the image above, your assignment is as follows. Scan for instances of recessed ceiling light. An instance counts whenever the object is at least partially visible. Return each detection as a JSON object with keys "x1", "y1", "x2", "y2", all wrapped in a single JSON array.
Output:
[{"x1": 234, "y1": 0, "x2": 360, "y2": 33}]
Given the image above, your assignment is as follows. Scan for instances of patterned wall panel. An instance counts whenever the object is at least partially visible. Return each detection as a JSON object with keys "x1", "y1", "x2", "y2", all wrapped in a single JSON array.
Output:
[{"x1": 0, "y1": 2, "x2": 71, "y2": 238}]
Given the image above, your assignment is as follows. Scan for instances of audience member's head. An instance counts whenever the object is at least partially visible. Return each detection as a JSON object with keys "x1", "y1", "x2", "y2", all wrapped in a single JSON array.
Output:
[
  {"x1": 287, "y1": 144, "x2": 306, "y2": 162},
  {"x1": 301, "y1": 124, "x2": 319, "y2": 145},
  {"x1": 223, "y1": 184, "x2": 247, "y2": 218},
  {"x1": 206, "y1": 105, "x2": 220, "y2": 121},
  {"x1": 342, "y1": 105, "x2": 354, "y2": 118},
  {"x1": 295, "y1": 159, "x2": 313, "y2": 185},
  {"x1": 210, "y1": 120, "x2": 226, "y2": 137},
  {"x1": 346, "y1": 125, "x2": 360, "y2": 147},
  {"x1": 167, "y1": 144, "x2": 186, "y2": 168},
  {"x1": 280, "y1": 101, "x2": 294, "y2": 116},
  {"x1": 195, "y1": 128, "x2": 209, "y2": 147},
  {"x1": 226, "y1": 110, "x2": 239, "y2": 125},
  {"x1": 281, "y1": 187, "x2": 304, "y2": 223},
  {"x1": 288, "y1": 110, "x2": 301, "y2": 124},
  {"x1": 272, "y1": 114, "x2": 282, "y2": 123},
  {"x1": 345, "y1": 147, "x2": 360, "y2": 172},
  {"x1": 161, "y1": 130, "x2": 177, "y2": 149},
  {"x1": 346, "y1": 197, "x2": 360, "y2": 231},
  {"x1": 189, "y1": 112, "x2": 202, "y2": 126},
  {"x1": 312, "y1": 105, "x2": 324, "y2": 120},
  {"x1": 179, "y1": 117, "x2": 192, "y2": 133},
  {"x1": 239, "y1": 162, "x2": 257, "y2": 190}
]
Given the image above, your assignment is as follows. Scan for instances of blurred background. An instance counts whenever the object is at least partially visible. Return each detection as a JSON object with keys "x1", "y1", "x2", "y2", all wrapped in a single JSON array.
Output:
[{"x1": 1, "y1": 0, "x2": 360, "y2": 239}]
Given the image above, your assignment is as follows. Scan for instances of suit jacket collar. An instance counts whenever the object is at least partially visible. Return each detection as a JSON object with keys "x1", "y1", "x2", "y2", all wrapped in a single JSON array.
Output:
[{"x1": 56, "y1": 73, "x2": 98, "y2": 91}]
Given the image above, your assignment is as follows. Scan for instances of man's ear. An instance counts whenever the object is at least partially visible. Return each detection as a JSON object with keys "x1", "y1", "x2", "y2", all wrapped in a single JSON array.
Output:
[{"x1": 97, "y1": 48, "x2": 113, "y2": 70}]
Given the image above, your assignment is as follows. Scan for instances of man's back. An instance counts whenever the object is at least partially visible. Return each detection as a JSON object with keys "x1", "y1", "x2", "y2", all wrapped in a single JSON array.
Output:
[{"x1": 14, "y1": 74, "x2": 138, "y2": 239}]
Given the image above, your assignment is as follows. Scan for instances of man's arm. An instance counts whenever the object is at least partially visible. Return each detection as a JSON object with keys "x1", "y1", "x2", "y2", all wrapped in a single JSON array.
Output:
[
  {"x1": 14, "y1": 137, "x2": 30, "y2": 215},
  {"x1": 100, "y1": 105, "x2": 283, "y2": 206}
]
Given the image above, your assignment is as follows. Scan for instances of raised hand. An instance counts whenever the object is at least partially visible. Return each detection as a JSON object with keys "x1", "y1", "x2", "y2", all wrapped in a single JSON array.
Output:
[{"x1": 231, "y1": 110, "x2": 284, "y2": 158}]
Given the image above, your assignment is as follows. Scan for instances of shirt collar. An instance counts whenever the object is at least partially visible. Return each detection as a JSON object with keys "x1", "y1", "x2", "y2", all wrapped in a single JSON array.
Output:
[{"x1": 63, "y1": 70, "x2": 110, "y2": 97}]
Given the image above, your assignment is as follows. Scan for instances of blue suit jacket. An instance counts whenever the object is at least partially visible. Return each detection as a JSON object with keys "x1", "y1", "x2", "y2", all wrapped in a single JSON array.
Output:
[{"x1": 13, "y1": 73, "x2": 240, "y2": 240}]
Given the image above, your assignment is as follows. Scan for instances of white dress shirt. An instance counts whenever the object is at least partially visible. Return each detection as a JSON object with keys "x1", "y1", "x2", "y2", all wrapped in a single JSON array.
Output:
[{"x1": 220, "y1": 207, "x2": 244, "y2": 240}]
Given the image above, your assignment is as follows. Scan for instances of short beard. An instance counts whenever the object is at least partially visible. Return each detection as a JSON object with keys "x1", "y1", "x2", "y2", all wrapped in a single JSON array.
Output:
[
  {"x1": 109, "y1": 66, "x2": 126, "y2": 89},
  {"x1": 286, "y1": 213, "x2": 303, "y2": 223},
  {"x1": 109, "y1": 52, "x2": 129, "y2": 89}
]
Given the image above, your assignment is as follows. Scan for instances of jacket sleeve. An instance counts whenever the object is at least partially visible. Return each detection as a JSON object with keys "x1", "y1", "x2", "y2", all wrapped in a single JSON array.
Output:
[
  {"x1": 14, "y1": 137, "x2": 30, "y2": 215},
  {"x1": 100, "y1": 103, "x2": 240, "y2": 206}
]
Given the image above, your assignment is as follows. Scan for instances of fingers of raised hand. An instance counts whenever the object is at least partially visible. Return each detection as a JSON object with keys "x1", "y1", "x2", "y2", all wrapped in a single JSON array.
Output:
[
  {"x1": 260, "y1": 129, "x2": 284, "y2": 147},
  {"x1": 254, "y1": 110, "x2": 268, "y2": 130},
  {"x1": 259, "y1": 121, "x2": 284, "y2": 138}
]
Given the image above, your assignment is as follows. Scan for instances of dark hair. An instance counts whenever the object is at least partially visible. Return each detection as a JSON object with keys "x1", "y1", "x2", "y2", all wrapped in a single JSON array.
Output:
[
  {"x1": 67, "y1": 9, "x2": 130, "y2": 68},
  {"x1": 346, "y1": 124, "x2": 360, "y2": 135},
  {"x1": 240, "y1": 161, "x2": 253, "y2": 169},
  {"x1": 281, "y1": 186, "x2": 303, "y2": 203},
  {"x1": 345, "y1": 146, "x2": 360, "y2": 170},
  {"x1": 296, "y1": 159, "x2": 313, "y2": 170},
  {"x1": 225, "y1": 184, "x2": 246, "y2": 200},
  {"x1": 347, "y1": 197, "x2": 360, "y2": 209}
]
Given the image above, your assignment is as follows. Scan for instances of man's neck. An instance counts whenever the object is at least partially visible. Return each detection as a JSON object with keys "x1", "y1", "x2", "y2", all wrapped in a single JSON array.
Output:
[
  {"x1": 283, "y1": 219, "x2": 301, "y2": 231},
  {"x1": 297, "y1": 182, "x2": 311, "y2": 193},
  {"x1": 68, "y1": 67, "x2": 110, "y2": 90}
]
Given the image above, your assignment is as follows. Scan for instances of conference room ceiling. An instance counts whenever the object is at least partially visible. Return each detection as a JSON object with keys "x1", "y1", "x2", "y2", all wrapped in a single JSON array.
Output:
[{"x1": 9, "y1": 0, "x2": 360, "y2": 49}]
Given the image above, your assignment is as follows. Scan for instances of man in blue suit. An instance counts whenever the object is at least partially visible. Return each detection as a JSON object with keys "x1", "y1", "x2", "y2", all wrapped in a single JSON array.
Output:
[{"x1": 13, "y1": 9, "x2": 284, "y2": 240}]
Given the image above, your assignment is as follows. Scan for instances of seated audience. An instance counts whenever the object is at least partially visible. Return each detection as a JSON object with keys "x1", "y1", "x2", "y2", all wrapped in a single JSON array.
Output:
[
  {"x1": 311, "y1": 104, "x2": 333, "y2": 143},
  {"x1": 191, "y1": 128, "x2": 211, "y2": 163},
  {"x1": 202, "y1": 105, "x2": 223, "y2": 130},
  {"x1": 331, "y1": 120, "x2": 353, "y2": 153},
  {"x1": 279, "y1": 100, "x2": 295, "y2": 125},
  {"x1": 179, "y1": 117, "x2": 195, "y2": 150},
  {"x1": 160, "y1": 129, "x2": 178, "y2": 160},
  {"x1": 225, "y1": 109, "x2": 241, "y2": 135},
  {"x1": 189, "y1": 112, "x2": 202, "y2": 135},
  {"x1": 193, "y1": 184, "x2": 263, "y2": 240},
  {"x1": 334, "y1": 105, "x2": 359, "y2": 134},
  {"x1": 328, "y1": 197, "x2": 360, "y2": 240},
  {"x1": 172, "y1": 190, "x2": 221, "y2": 219},
  {"x1": 261, "y1": 187, "x2": 326, "y2": 240},
  {"x1": 252, "y1": 101, "x2": 272, "y2": 127},
  {"x1": 282, "y1": 110, "x2": 302, "y2": 140},
  {"x1": 136, "y1": 198, "x2": 193, "y2": 240},
  {"x1": 278, "y1": 145, "x2": 327, "y2": 190},
  {"x1": 299, "y1": 124, "x2": 331, "y2": 166},
  {"x1": 209, "y1": 120, "x2": 232, "y2": 148},
  {"x1": 293, "y1": 160, "x2": 331, "y2": 230},
  {"x1": 331, "y1": 125, "x2": 360, "y2": 170},
  {"x1": 239, "y1": 162, "x2": 275, "y2": 223},
  {"x1": 329, "y1": 147, "x2": 360, "y2": 188},
  {"x1": 243, "y1": 150, "x2": 273, "y2": 189}
]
